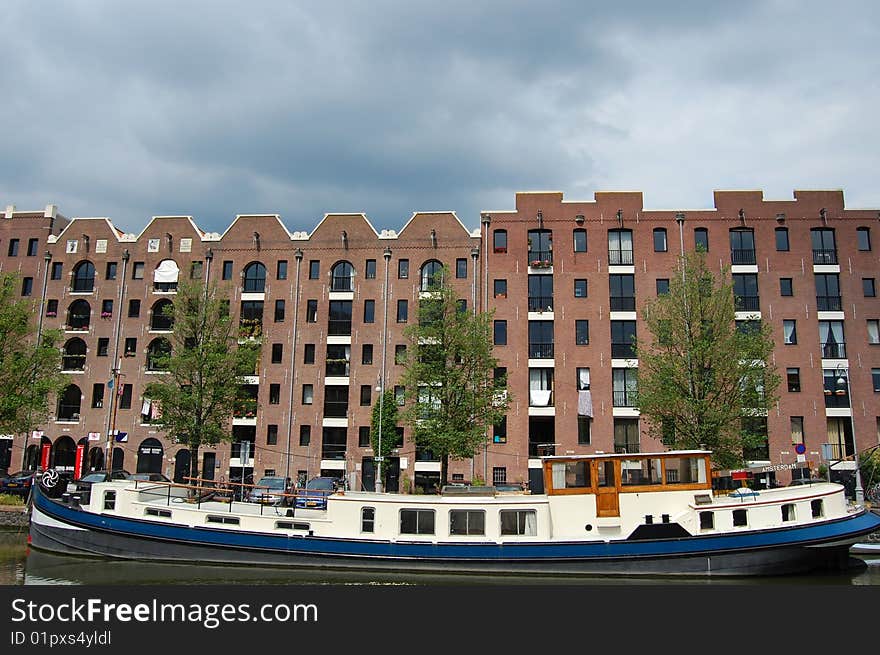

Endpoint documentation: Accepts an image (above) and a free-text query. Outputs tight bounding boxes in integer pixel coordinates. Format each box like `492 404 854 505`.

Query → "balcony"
529 442 556 457
610 296 636 312
608 249 633 266
328 319 352 336
812 249 838 265
613 443 640 454
613 390 636 407
528 342 554 359
323 400 349 419
816 296 842 312
321 443 346 460
611 343 635 358
735 295 761 311
528 389 553 407
238 319 263 339
730 249 756 265
821 342 846 359
528 250 553 269
528 296 554 312
325 358 350 377
331 276 353 292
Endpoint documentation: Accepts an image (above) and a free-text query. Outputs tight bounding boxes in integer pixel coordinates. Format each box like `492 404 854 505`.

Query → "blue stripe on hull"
32 490 880 564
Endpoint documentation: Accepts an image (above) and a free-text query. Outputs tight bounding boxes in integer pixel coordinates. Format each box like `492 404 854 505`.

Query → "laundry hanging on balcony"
529 389 552 406
577 390 593 417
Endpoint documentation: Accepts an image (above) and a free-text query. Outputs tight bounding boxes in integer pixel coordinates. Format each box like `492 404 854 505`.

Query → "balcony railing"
528 389 553 407
610 296 636 311
735 295 760 311
151 315 174 331
611 343 635 358
608 249 633 265
528 296 554 312
528 250 553 268
328 319 352 336
528 342 554 358
613 390 636 407
730 249 756 265
528 442 556 457
325 359 350 377
816 295 842 311
323 401 349 418
821 342 846 359
61 355 85 371
613 443 640 454
57 404 81 421
812 249 838 265
823 388 850 408
330 276 353 292
321 443 346 460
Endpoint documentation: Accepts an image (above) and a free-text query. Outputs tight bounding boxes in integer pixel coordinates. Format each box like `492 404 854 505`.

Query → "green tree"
634 250 780 470
399 266 509 487
370 390 399 489
144 279 252 482
0 273 65 435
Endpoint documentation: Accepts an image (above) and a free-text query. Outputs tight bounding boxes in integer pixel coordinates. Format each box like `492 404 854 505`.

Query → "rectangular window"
190 261 203 279
360 385 371 406
811 499 823 518
91 383 104 409
274 299 285 322
399 509 435 535
309 260 319 279
361 507 375 533
101 299 113 315
132 262 145 279
358 426 371 447
21 277 33 296
394 385 405 406
775 227 790 251
857 227 871 251
573 229 587 252
610 320 636 357
863 278 876 298
790 416 804 444
104 491 116 511
124 337 137 356
119 384 133 409
271 343 283 363
27 238 39 256
302 384 313 405
494 320 507 345
780 278 793 297
781 504 796 522
787 368 801 392
304 343 315 364
398 259 409 279
276 260 287 280
872 368 880 392
699 512 714 530
269 383 281 405
456 258 467 279
493 230 507 253
733 509 748 527
493 416 507 444
306 299 317 323
815 273 841 311
494 279 507 298
500 509 537 536
783 319 797 345
653 228 667 252
577 416 591 445
222 261 233 280
105 262 117 280
50 262 63 280
694 227 709 251
574 279 588 298
575 319 589 345
493 467 507 484
7 239 19 256
362 344 373 365
656 278 669 295
365 259 376 279
97 337 109 357
128 299 141 317
395 344 406 365
397 299 408 323
450 510 485 535
609 274 635 311
299 425 311 446
868 320 880 345
363 299 375 323
267 424 278 446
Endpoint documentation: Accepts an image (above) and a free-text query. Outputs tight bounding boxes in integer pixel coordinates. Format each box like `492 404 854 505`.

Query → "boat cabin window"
597 460 615 487
732 509 748 527
400 509 435 535
620 459 662 486
449 510 485 535
551 461 590 489
103 491 116 511
699 511 714 530
275 521 309 531
811 499 823 518
664 457 707 484
500 509 537 536
361 507 375 533
145 507 172 518
781 504 796 522
207 515 240 526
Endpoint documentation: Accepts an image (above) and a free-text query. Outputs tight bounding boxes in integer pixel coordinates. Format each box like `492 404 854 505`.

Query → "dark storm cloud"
1 1 877 234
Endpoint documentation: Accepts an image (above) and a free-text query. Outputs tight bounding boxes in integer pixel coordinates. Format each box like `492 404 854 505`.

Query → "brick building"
1 190 878 492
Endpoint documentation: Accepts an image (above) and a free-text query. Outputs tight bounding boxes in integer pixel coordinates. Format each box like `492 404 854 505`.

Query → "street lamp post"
835 365 865 503
376 247 392 493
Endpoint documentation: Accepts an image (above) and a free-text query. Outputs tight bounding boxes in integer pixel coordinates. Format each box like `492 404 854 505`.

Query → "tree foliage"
634 251 780 470
399 266 509 486
144 279 252 481
370 390 400 487
0 273 65 435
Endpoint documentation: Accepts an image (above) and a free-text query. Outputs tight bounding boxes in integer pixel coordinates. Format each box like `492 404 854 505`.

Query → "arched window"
71 261 95 292
153 259 180 292
66 300 91 330
137 438 164 474
243 262 266 292
57 384 82 421
62 338 87 371
420 260 444 291
146 338 172 371
330 261 355 291
51 436 77 471
151 299 174 331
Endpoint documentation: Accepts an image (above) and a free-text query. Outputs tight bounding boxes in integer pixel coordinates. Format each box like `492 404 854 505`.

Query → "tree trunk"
189 442 200 483
441 454 449 490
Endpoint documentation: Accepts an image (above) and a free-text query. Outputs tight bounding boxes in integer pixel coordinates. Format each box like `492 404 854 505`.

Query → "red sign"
731 471 749 480
40 443 51 470
74 444 85 479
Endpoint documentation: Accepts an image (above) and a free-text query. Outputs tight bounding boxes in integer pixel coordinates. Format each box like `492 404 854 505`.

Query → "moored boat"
28 450 880 577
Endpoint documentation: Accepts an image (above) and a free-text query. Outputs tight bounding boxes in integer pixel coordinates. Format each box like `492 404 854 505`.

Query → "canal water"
2 528 879 586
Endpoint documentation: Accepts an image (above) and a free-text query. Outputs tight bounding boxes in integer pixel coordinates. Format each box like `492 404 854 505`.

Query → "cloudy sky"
2 1 878 234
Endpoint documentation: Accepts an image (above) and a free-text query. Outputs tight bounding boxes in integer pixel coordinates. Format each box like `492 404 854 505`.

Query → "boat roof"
542 450 711 461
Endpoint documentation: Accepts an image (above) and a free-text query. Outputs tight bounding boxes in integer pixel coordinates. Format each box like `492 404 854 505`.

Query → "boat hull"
28 491 880 577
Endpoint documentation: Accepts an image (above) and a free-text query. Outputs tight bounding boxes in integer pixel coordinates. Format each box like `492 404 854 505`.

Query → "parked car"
294 476 337 510
66 470 132 500
130 472 172 483
788 478 824 486
0 470 36 497
246 476 292 506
